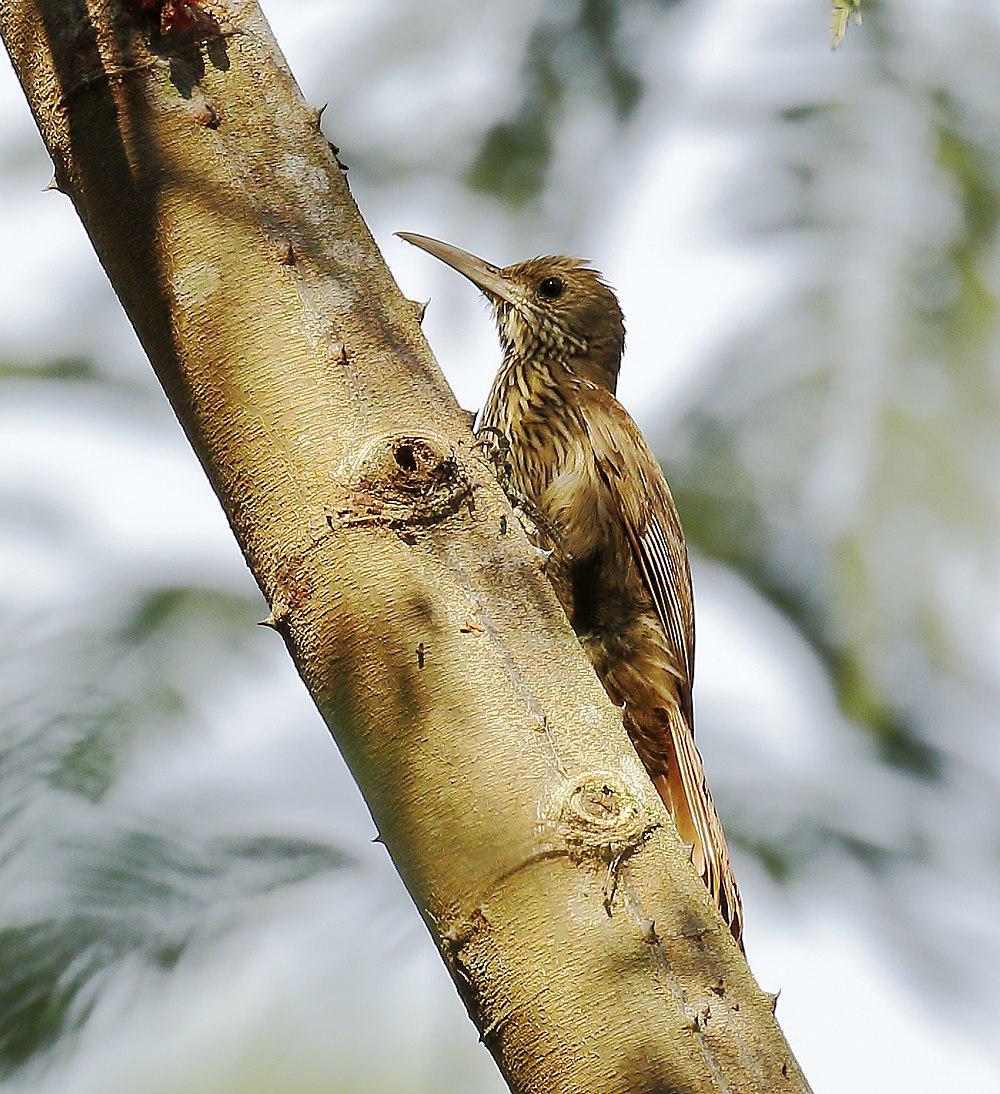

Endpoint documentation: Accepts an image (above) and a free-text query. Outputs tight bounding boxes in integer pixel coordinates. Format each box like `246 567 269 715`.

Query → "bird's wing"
581 389 695 725
580 386 743 948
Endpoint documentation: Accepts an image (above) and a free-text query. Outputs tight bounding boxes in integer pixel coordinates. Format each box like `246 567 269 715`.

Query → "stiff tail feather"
632 706 744 949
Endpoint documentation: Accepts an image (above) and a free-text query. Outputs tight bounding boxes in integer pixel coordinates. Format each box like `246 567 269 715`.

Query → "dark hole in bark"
394 443 418 472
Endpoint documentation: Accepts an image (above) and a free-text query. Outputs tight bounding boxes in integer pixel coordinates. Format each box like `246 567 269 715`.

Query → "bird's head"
398 233 625 392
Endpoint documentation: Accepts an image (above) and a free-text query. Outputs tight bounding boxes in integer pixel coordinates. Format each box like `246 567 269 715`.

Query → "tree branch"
1 2 810 1089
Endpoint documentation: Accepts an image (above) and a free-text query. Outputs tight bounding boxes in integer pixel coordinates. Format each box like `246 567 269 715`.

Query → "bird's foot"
473 426 565 563
507 488 565 559
472 425 512 474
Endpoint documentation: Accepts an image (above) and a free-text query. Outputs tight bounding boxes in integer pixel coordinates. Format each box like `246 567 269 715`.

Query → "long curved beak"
396 232 516 304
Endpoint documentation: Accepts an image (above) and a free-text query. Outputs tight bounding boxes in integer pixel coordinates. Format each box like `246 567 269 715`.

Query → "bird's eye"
537 276 564 301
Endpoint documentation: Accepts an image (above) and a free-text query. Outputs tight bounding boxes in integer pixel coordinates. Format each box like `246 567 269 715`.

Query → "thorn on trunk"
310 101 328 129
44 162 70 193
279 241 297 265
416 641 429 668
46 151 70 194
258 598 289 631
768 989 781 1013
710 978 725 997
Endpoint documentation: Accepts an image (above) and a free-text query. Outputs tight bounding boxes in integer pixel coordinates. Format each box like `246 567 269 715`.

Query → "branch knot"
546 772 650 862
327 432 473 536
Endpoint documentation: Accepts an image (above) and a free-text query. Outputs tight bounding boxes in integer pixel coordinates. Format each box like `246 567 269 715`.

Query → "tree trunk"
0 3 810 1090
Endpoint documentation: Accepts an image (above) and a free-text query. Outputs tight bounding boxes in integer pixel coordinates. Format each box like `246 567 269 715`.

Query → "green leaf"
831 0 863 49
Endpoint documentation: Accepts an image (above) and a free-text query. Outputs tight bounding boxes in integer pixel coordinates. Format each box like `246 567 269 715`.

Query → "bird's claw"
474 426 564 559
473 425 511 466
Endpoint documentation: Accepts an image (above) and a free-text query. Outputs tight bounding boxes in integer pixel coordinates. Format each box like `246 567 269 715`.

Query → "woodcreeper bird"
399 233 744 948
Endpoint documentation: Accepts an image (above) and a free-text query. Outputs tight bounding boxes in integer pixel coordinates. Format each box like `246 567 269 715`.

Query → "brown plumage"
399 233 744 949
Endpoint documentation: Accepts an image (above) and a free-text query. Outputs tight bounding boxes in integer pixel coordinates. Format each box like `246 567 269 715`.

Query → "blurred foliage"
673 410 942 778
3 583 263 815
657 1 1000 912
0 366 353 1079
0 828 349 1072
468 0 682 204
0 574 352 1073
0 356 100 382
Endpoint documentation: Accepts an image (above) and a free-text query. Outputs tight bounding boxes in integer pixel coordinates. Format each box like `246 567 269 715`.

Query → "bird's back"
482 365 744 947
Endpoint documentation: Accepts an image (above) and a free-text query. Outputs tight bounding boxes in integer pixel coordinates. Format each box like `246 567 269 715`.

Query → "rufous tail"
631 706 744 949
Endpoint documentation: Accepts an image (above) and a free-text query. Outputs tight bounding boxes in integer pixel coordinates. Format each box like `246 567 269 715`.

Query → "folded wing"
583 387 744 947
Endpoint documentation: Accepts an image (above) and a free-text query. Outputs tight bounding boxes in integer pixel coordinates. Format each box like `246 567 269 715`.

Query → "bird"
398 232 744 949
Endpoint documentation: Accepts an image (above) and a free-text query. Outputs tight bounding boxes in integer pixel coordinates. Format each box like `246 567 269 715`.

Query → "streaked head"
398 233 625 392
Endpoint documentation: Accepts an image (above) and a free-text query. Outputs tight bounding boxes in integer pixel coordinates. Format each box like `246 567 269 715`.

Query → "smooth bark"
1 2 810 1090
